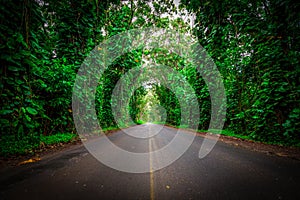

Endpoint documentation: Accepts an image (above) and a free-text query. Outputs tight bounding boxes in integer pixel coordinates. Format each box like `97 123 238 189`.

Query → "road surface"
0 124 299 199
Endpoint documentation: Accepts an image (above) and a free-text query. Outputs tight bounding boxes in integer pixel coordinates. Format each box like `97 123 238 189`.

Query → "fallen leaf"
18 157 41 165
276 152 288 157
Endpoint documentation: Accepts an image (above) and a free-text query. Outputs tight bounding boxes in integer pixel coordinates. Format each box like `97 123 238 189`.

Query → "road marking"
149 138 155 200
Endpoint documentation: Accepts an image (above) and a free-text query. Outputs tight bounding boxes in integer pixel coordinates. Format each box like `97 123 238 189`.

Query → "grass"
40 133 77 145
150 122 300 148
1 123 299 157
198 129 300 147
150 121 166 125
0 133 77 157
0 122 141 157
136 120 146 125
101 122 140 132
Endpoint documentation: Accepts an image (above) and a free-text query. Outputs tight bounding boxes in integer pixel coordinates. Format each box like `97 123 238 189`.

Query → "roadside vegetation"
0 0 299 156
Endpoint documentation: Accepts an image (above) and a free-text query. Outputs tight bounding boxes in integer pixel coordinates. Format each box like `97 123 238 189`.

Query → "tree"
181 0 300 144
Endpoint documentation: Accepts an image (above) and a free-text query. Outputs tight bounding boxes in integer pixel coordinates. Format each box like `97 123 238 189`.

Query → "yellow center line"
149 138 155 200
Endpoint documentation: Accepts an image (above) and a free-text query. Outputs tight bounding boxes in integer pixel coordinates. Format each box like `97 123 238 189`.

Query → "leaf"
25 114 32 122
17 125 24 135
7 66 21 72
18 157 41 165
0 109 13 115
0 119 10 125
12 120 18 127
26 107 38 115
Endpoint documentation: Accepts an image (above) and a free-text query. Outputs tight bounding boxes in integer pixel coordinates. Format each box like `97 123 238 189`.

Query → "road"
0 124 299 200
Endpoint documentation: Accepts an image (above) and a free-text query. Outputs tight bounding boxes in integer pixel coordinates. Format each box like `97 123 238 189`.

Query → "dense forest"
0 0 299 156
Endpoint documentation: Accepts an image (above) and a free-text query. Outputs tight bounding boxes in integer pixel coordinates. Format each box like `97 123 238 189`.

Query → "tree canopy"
0 0 299 155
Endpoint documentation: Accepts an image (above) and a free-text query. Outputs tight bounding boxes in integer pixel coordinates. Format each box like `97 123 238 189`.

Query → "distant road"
1 124 299 199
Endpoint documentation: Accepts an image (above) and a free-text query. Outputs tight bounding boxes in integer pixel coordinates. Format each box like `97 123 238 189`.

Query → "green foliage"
181 0 300 145
0 133 77 156
129 87 148 124
0 0 299 157
135 120 146 125
0 0 118 152
40 133 77 146
154 85 181 126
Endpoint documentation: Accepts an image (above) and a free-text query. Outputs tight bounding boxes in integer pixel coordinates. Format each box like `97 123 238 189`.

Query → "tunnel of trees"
0 0 299 155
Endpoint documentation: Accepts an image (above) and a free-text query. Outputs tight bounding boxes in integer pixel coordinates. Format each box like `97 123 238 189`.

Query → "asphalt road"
0 124 299 200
